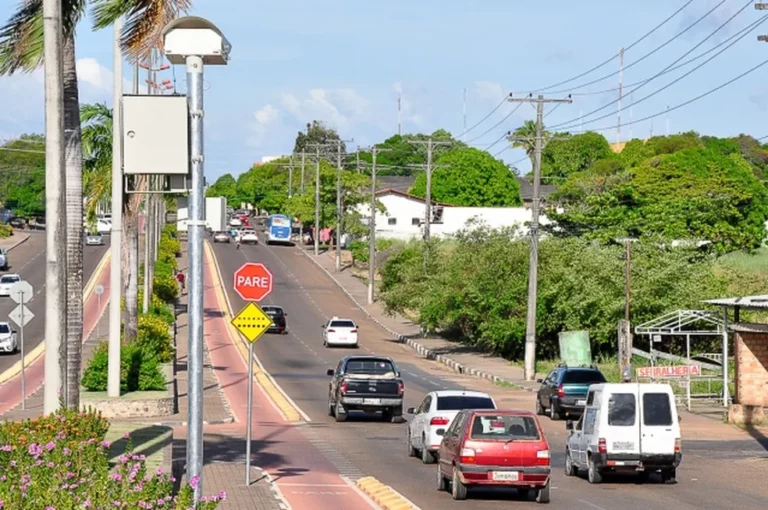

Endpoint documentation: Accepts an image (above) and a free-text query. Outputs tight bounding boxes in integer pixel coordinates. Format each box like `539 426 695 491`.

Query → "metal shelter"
634 309 729 409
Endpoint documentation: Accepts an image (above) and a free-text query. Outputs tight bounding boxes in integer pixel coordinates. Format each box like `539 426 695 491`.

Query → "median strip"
204 241 305 423
355 477 420 510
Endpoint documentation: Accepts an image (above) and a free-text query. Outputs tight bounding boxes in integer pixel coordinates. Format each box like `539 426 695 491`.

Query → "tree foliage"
206 173 238 204
356 130 466 176
0 135 45 217
293 120 345 156
409 147 522 206
541 131 615 179
235 160 291 213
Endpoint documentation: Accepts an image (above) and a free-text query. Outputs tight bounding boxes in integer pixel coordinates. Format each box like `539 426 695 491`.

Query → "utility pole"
331 139 353 272
42 0 66 414
368 145 390 304
617 47 624 144
300 151 306 194
142 59 154 315
288 155 294 198
356 148 361 174
462 88 467 141
625 239 632 322
397 94 402 136
307 144 331 256
507 94 572 382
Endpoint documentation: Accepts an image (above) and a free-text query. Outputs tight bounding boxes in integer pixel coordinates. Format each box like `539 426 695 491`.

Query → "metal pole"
314 148 320 257
686 333 691 411
722 309 729 408
186 54 205 501
97 293 102 341
424 139 432 244
143 184 151 313
335 144 342 272
625 239 631 322
368 148 377 304
107 17 123 399
300 152 306 194
42 0 66 415
245 342 254 485
523 96 545 382
288 159 293 198
20 292 25 410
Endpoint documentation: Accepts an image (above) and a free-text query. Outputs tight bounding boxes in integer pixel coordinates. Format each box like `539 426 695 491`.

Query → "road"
0 232 108 375
211 240 768 510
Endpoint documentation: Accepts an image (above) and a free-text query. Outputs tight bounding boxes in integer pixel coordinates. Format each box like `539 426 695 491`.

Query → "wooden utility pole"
625 239 631 322
507 94 572 382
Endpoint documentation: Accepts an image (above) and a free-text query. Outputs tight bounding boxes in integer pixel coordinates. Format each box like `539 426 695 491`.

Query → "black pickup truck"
327 356 404 423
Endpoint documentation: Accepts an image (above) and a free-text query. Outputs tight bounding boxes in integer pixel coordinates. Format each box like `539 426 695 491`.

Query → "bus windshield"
270 216 290 227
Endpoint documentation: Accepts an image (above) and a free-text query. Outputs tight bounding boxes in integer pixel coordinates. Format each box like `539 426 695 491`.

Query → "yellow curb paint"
203 242 304 423
355 477 418 510
0 249 112 385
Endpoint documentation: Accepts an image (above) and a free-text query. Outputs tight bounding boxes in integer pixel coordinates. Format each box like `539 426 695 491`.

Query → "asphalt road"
0 232 108 374
211 240 768 510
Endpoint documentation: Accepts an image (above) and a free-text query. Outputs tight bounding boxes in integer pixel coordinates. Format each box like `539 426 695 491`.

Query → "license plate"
491 471 519 481
338 337 346 341
363 398 381 405
613 441 634 450
576 399 586 406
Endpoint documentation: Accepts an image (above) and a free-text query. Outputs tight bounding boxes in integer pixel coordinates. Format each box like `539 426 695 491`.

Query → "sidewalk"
0 231 30 251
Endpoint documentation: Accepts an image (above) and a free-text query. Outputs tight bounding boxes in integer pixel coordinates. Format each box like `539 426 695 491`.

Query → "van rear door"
603 389 641 457
639 387 678 455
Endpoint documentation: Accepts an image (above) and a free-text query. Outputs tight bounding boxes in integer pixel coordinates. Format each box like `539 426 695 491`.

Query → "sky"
1 0 767 181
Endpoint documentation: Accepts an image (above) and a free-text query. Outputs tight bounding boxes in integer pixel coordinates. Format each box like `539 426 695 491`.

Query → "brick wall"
735 331 768 407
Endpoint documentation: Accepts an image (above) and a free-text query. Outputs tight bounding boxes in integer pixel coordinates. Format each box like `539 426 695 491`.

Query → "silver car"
0 248 7 270
86 234 104 246
213 231 231 243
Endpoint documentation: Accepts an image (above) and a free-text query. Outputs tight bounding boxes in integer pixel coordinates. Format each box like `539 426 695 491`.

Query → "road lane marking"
578 499 608 510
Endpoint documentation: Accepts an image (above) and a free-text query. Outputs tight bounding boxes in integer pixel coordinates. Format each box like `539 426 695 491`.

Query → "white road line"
578 499 608 510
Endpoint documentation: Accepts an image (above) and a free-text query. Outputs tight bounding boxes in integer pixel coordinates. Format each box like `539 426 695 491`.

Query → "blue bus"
266 214 292 244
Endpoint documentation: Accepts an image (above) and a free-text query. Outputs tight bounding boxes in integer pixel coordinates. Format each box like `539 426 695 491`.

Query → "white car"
96 218 111 234
0 274 20 296
0 322 18 354
229 217 242 227
322 317 359 347
239 230 259 244
86 234 104 246
406 390 496 464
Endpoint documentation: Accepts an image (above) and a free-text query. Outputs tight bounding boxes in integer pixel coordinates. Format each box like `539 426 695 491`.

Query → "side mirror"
406 407 416 415
436 428 446 436
678 415 682 423
395 371 401 378
536 378 543 383
326 369 334 376
321 324 326 328
566 420 574 431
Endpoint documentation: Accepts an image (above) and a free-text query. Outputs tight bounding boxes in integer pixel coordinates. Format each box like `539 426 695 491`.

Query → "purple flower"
0 444 11 452
45 441 56 451
65 461 72 467
155 467 163 475
189 475 200 490
0 476 5 482
101 440 111 448
66 472 75 479
123 433 130 439
9 461 16 467
63 447 71 456
45 507 55 510
47 462 55 468
109 473 122 482
83 500 91 508
219 491 227 501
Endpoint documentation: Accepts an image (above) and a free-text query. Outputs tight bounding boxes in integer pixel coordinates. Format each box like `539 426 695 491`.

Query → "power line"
462 96 507 136
466 102 522 144
553 9 766 132
530 0 695 92
543 0 730 96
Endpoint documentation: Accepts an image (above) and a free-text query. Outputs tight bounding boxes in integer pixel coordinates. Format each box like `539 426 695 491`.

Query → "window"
586 391 595 406
643 393 673 426
419 396 432 414
563 370 606 384
388 218 397 225
345 359 395 375
411 217 421 226
436 396 495 411
0 275 18 284
330 320 356 328
608 393 636 426
469 415 540 440
446 413 464 437
0 324 10 334
584 409 597 435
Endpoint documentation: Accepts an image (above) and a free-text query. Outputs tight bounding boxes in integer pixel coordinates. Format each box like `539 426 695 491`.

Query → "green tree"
356 130 466 175
235 160 290 213
206 173 238 204
409 147 522 207
294 120 344 155
0 135 45 217
511 120 541 166
80 103 112 230
541 131 615 179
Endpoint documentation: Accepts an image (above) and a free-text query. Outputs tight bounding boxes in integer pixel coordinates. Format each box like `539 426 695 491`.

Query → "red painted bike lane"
0 260 111 416
202 252 377 510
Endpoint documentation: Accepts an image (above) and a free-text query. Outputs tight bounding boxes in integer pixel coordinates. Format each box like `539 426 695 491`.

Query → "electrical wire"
493 145 510 158
552 9 765 132
530 0 695 93
466 103 523 144
543 103 562 119
462 96 508 136
483 131 511 151
542 0 729 96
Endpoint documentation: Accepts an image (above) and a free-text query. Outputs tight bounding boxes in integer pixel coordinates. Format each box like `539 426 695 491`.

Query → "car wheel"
661 469 677 484
382 408 393 422
436 464 448 492
536 481 550 504
565 449 578 476
334 402 347 422
407 430 418 458
535 397 544 416
451 467 468 500
328 401 335 417
587 457 602 484
421 436 435 464
549 400 560 421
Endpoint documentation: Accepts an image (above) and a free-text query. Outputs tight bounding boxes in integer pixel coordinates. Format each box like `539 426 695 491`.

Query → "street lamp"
162 16 230 502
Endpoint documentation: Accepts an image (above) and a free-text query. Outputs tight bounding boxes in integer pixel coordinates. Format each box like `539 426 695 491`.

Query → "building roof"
374 188 454 207
516 176 558 201
703 295 768 310
375 176 416 193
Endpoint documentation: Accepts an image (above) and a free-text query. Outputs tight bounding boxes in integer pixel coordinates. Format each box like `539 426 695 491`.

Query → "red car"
436 409 551 503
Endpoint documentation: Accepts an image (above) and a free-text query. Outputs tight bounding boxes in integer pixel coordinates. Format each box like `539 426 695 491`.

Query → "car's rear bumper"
457 463 550 487
341 397 402 409
326 337 358 346
0 342 16 352
594 452 681 470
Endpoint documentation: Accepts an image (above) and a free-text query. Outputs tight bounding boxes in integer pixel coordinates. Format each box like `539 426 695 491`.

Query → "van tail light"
430 417 449 426
598 438 607 454
557 385 565 398
675 438 681 453
397 382 404 395
340 382 348 394
459 448 476 464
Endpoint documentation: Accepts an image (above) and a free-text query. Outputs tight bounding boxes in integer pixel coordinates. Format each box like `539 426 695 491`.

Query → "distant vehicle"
213 231 231 243
565 383 681 485
239 230 258 245
85 233 104 246
229 217 242 227
322 317 358 347
0 322 18 354
535 365 606 420
436 409 551 502
266 214 292 244
326 356 404 423
407 390 497 465
96 218 111 234
0 248 7 270
0 274 20 296
8 218 25 229
262 305 287 334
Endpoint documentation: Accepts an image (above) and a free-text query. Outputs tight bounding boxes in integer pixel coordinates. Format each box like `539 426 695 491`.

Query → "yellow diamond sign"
231 302 272 343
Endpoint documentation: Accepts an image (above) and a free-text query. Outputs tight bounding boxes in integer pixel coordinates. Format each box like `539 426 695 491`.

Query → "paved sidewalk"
0 231 30 251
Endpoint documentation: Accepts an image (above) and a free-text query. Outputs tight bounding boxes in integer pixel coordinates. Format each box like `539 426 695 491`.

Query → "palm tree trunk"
123 176 143 342
62 32 83 410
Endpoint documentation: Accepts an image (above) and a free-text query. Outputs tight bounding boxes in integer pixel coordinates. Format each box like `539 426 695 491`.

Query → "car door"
578 408 598 466
568 412 585 466
417 395 434 448
439 411 466 476
410 394 431 448
540 370 558 408
329 360 343 404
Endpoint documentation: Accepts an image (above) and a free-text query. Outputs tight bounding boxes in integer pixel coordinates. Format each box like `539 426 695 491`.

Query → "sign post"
94 285 105 340
232 263 274 486
9 280 34 410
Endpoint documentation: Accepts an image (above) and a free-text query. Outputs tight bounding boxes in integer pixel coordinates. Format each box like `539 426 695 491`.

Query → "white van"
564 383 681 484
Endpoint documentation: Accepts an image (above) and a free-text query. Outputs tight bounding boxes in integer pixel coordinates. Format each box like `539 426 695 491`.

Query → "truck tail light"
430 417 449 426
598 438 607 454
340 382 348 394
557 385 565 398
397 382 404 395
459 448 476 464
675 438 681 453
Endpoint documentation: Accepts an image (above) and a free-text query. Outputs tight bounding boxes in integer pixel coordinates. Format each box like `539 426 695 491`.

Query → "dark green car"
535 366 606 420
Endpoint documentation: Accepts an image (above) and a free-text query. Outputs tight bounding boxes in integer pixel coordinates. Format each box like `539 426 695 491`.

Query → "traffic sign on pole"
9 281 34 305
9 304 34 328
8 280 33 411
231 302 272 343
233 263 273 302
94 284 105 296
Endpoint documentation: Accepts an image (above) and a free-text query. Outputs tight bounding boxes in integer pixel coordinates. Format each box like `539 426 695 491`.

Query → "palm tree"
81 103 113 229
0 0 190 410
511 120 544 167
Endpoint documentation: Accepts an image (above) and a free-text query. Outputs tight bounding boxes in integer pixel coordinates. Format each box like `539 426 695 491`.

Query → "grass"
105 423 172 474
716 247 768 273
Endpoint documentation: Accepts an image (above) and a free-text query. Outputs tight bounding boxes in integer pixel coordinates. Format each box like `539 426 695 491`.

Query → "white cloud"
248 104 280 147
279 88 371 131
255 104 279 125
475 80 505 101
76 58 112 91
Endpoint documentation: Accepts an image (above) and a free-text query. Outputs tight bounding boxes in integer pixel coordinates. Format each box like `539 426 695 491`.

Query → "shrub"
137 314 174 363
153 272 179 303
159 234 181 261
0 407 109 446
0 224 12 238
82 342 167 392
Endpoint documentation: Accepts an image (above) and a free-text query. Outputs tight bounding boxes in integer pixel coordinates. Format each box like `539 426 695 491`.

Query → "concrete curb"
2 232 31 252
297 248 533 392
356 476 421 510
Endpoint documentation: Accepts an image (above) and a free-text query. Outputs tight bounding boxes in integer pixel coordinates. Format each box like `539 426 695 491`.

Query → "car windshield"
562 370 606 384
0 276 19 284
330 320 355 328
469 415 540 440
0 324 9 334
437 396 495 411
263 308 283 317
345 359 395 375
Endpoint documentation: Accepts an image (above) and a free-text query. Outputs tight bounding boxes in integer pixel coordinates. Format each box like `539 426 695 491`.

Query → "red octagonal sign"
233 263 273 302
